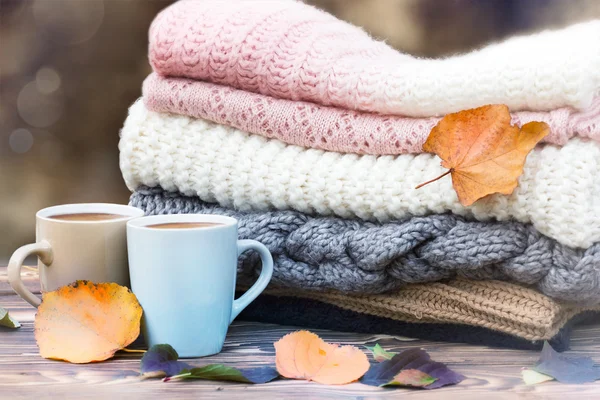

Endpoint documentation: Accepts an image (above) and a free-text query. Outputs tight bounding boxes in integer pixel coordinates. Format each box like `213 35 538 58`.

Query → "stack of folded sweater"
120 0 600 350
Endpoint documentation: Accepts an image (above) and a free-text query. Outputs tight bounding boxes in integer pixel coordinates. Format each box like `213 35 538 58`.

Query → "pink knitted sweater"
149 0 600 117
143 73 600 155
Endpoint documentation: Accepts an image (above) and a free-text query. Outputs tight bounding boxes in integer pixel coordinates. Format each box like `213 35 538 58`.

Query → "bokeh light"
9 129 34 154
17 81 64 128
36 67 61 94
32 0 104 45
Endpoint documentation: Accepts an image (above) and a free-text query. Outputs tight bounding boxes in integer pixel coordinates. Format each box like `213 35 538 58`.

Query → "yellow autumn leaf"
34 280 143 364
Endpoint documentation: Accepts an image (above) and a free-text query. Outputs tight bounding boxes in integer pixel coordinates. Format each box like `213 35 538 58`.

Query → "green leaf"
165 364 279 384
0 307 20 329
141 344 279 384
365 343 395 362
522 368 554 385
383 369 437 387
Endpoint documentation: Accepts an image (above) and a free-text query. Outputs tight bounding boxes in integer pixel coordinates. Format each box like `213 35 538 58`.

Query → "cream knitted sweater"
119 100 600 249
149 0 600 117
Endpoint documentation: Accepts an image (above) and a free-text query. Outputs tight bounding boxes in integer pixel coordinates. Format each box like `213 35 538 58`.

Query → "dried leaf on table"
34 280 143 364
141 344 278 384
384 369 437 387
522 368 554 385
275 330 370 384
361 348 465 389
140 344 192 379
417 105 549 206
166 364 280 383
365 343 395 362
0 306 20 329
531 341 600 384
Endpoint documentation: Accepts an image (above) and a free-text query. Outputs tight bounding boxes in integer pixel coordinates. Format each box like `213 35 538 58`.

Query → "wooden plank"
2 267 600 399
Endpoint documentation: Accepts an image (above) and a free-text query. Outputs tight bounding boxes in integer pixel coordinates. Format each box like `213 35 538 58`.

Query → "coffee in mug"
49 213 126 222
8 203 144 307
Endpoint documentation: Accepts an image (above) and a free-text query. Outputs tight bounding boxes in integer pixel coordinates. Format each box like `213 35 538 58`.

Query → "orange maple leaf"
416 105 549 206
34 280 143 364
274 330 370 385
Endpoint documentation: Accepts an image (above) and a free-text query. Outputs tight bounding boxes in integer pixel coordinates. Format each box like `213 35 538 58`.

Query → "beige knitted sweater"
260 279 597 341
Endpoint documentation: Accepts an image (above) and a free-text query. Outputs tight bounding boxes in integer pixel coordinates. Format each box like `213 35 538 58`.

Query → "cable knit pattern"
119 100 600 249
144 73 600 155
129 187 600 304
149 0 600 117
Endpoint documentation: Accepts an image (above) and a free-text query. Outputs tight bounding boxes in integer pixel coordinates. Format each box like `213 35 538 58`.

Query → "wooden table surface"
2 266 600 399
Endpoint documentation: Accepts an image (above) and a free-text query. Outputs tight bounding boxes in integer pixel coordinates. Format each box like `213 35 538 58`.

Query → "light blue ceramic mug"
127 214 274 358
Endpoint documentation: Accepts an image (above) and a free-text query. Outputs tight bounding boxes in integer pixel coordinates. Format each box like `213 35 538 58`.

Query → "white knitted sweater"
120 100 600 249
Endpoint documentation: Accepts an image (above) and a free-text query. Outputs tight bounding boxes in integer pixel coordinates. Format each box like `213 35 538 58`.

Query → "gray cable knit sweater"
130 187 600 305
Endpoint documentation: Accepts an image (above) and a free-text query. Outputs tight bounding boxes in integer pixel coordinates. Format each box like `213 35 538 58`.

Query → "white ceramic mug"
8 203 144 307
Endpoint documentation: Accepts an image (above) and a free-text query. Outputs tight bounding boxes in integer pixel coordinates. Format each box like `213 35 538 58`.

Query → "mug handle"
8 241 53 307
230 239 274 323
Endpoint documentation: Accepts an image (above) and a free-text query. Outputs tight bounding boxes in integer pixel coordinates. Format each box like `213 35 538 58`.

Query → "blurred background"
1 0 599 261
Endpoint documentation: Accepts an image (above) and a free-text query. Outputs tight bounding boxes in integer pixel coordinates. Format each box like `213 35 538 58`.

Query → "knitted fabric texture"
149 0 600 117
120 101 600 249
257 279 598 342
143 73 600 155
239 293 595 351
129 187 600 304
